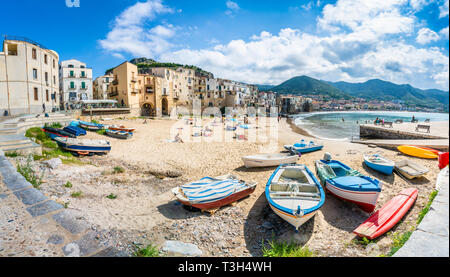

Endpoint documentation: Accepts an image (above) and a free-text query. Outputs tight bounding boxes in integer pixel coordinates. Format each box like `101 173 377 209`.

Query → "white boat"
242 153 299 168
436 166 449 191
265 164 325 230
394 160 429 179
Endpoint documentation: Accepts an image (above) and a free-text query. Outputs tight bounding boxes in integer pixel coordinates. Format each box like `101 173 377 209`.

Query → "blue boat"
265 164 325 230
315 159 382 212
105 129 133 140
54 137 111 155
43 127 76 140
78 121 104 131
63 126 87 137
284 139 324 154
363 154 395 175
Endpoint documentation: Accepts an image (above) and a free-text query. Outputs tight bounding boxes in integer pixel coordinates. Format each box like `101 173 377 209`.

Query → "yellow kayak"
398 145 438 159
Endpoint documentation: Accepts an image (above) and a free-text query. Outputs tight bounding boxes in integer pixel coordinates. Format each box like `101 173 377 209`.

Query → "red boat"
438 152 449 169
171 176 257 212
107 125 135 133
353 188 418 240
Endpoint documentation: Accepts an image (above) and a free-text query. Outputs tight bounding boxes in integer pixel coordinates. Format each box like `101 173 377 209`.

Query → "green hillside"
271 76 352 100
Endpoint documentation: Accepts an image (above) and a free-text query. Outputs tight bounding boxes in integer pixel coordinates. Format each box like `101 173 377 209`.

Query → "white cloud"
416 27 440 44
98 0 175 58
439 0 449 18
226 1 240 11
301 2 314 11
225 1 240 17
439 26 449 39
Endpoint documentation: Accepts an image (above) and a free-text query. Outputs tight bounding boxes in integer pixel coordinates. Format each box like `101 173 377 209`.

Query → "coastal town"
1 36 439 119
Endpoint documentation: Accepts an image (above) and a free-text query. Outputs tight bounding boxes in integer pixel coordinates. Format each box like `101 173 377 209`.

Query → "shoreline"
286 117 316 138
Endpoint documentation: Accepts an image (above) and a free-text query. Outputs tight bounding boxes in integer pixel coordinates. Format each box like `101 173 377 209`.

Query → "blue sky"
1 0 449 90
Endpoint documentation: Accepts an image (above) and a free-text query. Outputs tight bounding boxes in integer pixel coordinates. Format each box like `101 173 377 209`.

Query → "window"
32 69 38 80
105 77 109 83
44 54 48 64
34 88 38 101
45 72 48 82
81 82 86 89
7 44 18 56
70 71 74 77
70 82 75 89
32 48 37 59
53 59 55 68
80 65 85 68
68 64 74 68
81 71 85 77
46 90 49 102
53 76 56 84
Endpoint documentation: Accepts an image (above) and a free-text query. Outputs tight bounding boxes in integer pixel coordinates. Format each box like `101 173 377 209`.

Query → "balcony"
131 89 139 94
112 80 119 85
79 75 88 78
67 75 77 78
80 86 88 90
146 87 154 94
68 85 77 90
131 77 137 83
173 93 179 99
109 92 119 97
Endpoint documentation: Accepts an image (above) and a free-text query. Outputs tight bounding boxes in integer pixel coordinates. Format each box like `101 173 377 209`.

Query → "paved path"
0 149 126 257
394 168 449 257
360 121 449 139
352 139 449 151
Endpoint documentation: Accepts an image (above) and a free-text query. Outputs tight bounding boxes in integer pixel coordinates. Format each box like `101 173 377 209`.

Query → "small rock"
262 221 274 230
43 158 62 170
162 240 203 257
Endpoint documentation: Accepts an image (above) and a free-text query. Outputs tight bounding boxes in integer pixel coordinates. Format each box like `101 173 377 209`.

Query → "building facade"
0 36 60 116
59 59 93 110
93 75 114 100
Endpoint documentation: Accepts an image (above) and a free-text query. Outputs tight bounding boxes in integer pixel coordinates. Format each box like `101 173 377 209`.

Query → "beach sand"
10 116 444 257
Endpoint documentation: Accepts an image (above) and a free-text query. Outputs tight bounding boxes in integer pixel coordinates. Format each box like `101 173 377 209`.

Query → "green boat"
314 159 362 186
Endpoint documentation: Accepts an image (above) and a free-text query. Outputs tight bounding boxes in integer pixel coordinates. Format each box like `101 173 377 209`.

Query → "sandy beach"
6 116 444 257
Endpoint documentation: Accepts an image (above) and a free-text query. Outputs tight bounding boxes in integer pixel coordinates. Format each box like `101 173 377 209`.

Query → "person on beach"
175 133 184 143
412 115 416 123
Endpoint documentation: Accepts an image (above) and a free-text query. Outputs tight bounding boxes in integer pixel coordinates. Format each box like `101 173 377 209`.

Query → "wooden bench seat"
416 124 430 133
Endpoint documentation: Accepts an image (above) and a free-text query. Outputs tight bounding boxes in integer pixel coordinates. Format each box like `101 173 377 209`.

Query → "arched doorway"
141 103 154 117
162 98 169 116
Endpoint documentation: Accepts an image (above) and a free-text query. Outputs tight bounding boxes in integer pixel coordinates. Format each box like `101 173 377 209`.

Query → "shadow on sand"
362 162 395 185
156 200 205 220
234 165 278 173
243 192 315 256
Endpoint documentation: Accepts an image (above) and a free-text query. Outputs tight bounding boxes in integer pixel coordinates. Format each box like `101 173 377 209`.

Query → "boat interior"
395 160 428 175
269 167 321 210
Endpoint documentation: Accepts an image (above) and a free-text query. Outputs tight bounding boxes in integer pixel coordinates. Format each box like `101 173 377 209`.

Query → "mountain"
271 75 352 100
329 79 449 111
254 84 275 91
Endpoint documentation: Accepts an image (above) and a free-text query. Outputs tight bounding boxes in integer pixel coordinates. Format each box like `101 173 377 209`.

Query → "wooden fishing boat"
242 153 299 168
284 139 324 154
171 175 257 211
43 127 76 140
363 154 395 175
54 137 111 155
63 126 87 137
394 160 429 179
353 188 418 239
79 122 104 131
435 165 448 191
315 160 382 213
398 145 438 159
266 164 325 230
107 125 135 133
105 129 133 140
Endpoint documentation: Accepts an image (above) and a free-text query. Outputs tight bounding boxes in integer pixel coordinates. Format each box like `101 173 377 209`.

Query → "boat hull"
242 155 298 168
353 188 418 239
108 127 135 133
177 186 256 211
105 130 133 140
284 145 324 154
398 145 438 159
269 203 318 229
79 123 103 131
326 179 380 213
365 160 394 175
364 155 394 175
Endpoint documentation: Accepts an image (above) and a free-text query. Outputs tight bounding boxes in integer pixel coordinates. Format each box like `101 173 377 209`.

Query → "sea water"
293 111 449 140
